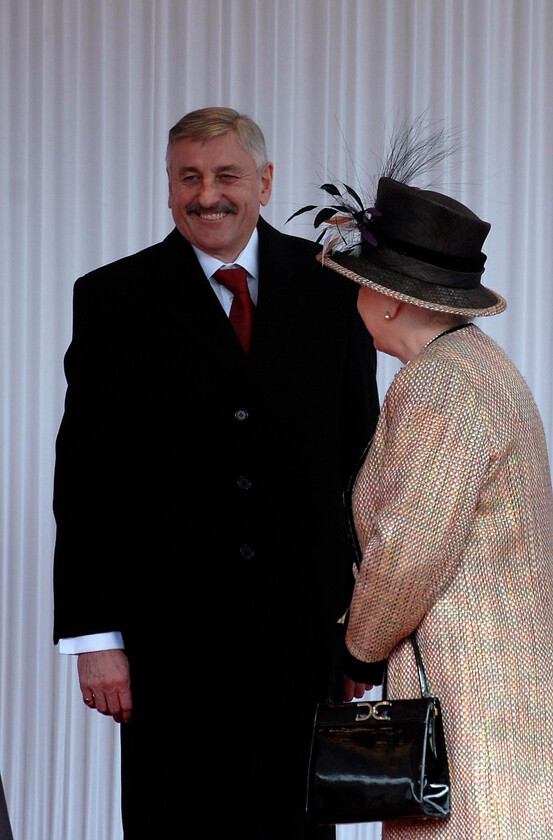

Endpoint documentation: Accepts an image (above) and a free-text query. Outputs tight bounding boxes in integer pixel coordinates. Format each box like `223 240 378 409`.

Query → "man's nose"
197 177 220 207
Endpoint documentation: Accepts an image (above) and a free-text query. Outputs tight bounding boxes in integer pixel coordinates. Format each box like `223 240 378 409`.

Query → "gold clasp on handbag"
355 701 392 722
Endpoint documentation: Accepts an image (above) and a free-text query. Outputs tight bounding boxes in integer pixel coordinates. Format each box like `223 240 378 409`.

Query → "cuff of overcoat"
342 645 386 686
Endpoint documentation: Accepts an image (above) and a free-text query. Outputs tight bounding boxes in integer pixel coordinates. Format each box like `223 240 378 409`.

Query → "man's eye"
182 175 199 183
217 174 238 183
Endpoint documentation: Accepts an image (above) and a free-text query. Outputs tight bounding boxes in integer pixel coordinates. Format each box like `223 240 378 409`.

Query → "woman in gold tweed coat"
321 176 553 838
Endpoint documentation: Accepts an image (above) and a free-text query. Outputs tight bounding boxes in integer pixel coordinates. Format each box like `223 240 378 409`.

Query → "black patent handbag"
306 634 451 826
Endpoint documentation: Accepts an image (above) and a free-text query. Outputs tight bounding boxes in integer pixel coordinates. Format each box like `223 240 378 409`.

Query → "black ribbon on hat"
361 233 487 289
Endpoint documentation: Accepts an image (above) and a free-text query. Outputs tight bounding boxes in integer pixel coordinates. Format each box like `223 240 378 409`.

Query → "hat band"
372 229 487 271
364 245 484 290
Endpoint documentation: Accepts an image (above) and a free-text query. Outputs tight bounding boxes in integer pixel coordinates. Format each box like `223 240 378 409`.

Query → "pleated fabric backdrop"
1 1 552 837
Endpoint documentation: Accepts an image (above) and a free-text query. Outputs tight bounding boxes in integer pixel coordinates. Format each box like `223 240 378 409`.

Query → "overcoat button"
234 409 249 422
240 545 255 560
237 476 252 490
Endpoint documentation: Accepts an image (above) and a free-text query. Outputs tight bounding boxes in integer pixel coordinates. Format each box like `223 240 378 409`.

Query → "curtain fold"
2 2 552 837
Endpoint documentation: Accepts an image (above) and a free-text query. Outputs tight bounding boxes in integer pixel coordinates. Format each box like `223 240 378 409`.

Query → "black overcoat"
53 218 379 839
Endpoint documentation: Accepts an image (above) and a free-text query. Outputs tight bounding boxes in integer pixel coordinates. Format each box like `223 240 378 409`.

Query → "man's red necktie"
214 267 254 355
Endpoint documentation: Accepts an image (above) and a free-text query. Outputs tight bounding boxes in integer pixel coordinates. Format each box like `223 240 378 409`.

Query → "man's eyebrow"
176 163 243 176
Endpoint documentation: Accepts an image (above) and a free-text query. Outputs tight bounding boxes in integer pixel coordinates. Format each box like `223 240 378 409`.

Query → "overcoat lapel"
249 217 314 380
152 219 315 378
156 228 248 372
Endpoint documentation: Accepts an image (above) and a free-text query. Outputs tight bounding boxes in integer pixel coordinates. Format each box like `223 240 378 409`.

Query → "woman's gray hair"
166 107 269 171
415 307 472 328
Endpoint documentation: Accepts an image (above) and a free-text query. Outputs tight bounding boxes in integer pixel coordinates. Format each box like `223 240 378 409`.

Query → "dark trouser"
120 694 336 840
119 603 345 839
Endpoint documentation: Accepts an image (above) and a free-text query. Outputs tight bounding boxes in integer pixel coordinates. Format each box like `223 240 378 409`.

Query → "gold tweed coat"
347 324 553 839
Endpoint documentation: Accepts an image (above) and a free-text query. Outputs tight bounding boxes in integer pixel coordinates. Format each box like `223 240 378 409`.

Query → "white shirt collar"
191 227 259 281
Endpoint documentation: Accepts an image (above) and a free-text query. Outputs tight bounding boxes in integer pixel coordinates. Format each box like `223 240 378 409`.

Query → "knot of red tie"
214 267 254 355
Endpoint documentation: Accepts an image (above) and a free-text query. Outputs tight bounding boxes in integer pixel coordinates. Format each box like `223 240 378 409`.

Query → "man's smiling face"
167 132 273 263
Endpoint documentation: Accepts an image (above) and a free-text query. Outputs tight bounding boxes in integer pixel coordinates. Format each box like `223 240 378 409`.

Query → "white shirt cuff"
58 631 125 654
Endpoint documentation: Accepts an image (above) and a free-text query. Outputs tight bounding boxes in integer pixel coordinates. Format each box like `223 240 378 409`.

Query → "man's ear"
167 168 174 209
259 163 274 207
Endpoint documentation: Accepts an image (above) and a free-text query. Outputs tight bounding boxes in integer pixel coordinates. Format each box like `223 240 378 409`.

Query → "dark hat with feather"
289 119 506 317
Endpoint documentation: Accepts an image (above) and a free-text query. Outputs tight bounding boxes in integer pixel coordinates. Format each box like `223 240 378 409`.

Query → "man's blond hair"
166 107 269 171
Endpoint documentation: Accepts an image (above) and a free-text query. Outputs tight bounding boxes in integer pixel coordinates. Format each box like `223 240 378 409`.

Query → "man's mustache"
186 203 238 216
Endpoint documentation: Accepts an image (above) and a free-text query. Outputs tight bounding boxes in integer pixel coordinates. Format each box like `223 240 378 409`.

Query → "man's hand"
343 675 374 702
78 649 133 723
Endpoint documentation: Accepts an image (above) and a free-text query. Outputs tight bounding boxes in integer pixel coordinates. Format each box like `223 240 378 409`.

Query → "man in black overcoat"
53 107 379 839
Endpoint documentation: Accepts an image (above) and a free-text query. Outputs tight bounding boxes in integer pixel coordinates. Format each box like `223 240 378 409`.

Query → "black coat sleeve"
53 274 129 641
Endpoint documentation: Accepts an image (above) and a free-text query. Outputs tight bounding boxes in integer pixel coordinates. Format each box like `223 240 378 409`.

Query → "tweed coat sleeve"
346 345 493 664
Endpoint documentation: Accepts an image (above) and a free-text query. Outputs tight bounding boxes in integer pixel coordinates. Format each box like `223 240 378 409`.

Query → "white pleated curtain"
1 1 552 838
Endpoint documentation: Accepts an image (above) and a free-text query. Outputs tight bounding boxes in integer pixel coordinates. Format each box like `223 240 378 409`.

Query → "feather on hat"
288 117 506 317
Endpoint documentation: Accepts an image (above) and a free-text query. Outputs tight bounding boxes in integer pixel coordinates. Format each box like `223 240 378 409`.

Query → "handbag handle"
382 633 431 700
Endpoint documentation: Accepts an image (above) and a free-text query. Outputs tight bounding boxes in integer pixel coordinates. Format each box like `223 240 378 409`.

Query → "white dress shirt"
59 228 260 654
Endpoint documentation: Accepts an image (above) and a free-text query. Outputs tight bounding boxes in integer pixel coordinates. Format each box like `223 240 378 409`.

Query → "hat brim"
320 251 506 317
